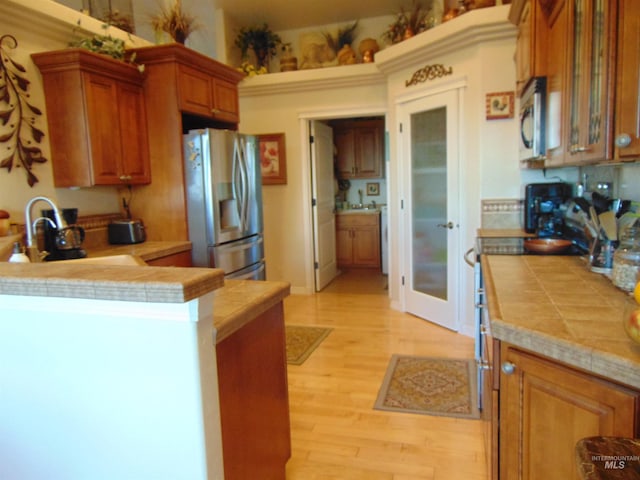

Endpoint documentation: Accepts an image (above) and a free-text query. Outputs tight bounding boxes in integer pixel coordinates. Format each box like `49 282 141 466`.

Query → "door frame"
298 106 388 293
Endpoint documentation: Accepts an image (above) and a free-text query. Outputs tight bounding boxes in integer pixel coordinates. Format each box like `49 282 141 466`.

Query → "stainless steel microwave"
519 76 547 163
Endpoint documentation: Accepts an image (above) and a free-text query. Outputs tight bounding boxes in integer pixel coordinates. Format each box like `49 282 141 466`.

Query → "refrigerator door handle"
233 136 249 232
238 137 250 231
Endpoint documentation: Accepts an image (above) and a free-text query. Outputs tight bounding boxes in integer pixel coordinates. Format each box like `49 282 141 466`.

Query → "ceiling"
215 0 401 31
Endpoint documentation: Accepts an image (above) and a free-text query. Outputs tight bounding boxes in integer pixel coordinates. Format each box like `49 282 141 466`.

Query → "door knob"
437 221 454 229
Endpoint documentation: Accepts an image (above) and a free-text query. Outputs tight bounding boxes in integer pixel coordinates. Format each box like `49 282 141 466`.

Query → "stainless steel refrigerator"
183 129 265 280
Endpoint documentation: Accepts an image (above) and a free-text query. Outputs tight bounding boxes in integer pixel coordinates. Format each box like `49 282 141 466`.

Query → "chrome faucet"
24 196 66 262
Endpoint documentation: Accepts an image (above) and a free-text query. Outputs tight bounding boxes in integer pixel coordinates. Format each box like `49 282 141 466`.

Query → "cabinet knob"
501 361 516 375
615 133 632 149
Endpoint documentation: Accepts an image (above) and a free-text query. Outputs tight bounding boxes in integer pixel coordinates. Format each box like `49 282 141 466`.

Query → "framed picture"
259 133 287 185
485 91 515 120
366 182 380 196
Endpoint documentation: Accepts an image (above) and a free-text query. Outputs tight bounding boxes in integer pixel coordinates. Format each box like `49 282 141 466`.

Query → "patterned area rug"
285 325 332 365
374 355 479 419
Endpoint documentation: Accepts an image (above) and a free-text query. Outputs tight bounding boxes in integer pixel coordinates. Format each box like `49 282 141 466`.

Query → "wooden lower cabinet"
336 213 381 268
497 343 640 480
215 303 291 480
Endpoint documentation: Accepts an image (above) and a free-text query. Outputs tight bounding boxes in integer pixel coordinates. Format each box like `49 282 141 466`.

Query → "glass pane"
411 106 447 300
569 0 584 148
588 0 604 144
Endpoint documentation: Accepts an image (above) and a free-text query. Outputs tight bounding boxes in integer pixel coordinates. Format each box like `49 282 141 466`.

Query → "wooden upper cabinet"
526 0 616 166
32 49 150 187
332 118 384 179
177 64 240 124
511 0 547 96
499 344 640 480
614 0 640 160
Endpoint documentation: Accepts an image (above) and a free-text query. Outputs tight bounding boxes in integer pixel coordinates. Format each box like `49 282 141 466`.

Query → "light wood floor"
283 268 488 480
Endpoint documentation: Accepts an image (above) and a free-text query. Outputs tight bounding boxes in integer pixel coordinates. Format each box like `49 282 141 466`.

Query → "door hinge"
399 123 403 133
401 199 404 209
312 198 317 207
314 261 319 269
402 276 405 286
309 135 315 144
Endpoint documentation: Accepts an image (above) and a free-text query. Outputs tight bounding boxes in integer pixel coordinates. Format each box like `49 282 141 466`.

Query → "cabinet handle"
211 108 221 114
501 361 516 375
615 133 632 149
437 221 454 229
569 144 590 154
478 360 491 371
119 175 132 182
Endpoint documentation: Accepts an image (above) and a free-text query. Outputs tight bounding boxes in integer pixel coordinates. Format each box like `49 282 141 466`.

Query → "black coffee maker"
42 208 87 261
524 182 573 236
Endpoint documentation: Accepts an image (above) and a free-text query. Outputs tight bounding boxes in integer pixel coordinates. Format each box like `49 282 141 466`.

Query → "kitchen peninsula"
483 254 640 479
0 260 290 480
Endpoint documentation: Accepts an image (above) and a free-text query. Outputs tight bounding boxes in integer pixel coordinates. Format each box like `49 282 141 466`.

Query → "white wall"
0 292 223 480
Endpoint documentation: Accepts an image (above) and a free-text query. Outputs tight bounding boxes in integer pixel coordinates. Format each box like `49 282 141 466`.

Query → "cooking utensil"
591 191 610 214
524 238 573 254
598 210 618 241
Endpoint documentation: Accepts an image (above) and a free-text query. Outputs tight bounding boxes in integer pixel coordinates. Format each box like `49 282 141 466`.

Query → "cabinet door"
84 72 123 184
336 226 353 266
543 0 571 166
352 226 380 267
500 345 639 480
355 126 383 178
515 0 534 96
117 82 151 184
614 0 640 160
177 65 213 117
335 129 356 178
565 0 616 164
212 78 240 124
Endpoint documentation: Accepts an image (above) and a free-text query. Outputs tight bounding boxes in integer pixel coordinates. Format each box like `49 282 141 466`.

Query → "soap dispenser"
9 242 30 263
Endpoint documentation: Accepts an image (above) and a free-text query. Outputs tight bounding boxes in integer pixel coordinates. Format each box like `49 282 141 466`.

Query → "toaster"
108 219 146 245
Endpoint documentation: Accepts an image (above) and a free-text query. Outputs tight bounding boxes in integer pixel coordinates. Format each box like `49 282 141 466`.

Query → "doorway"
306 114 388 293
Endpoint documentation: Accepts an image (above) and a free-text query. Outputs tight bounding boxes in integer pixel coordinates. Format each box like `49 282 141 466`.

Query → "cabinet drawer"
336 213 379 227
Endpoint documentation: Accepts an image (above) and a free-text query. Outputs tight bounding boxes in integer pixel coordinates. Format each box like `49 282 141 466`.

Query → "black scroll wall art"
0 34 47 187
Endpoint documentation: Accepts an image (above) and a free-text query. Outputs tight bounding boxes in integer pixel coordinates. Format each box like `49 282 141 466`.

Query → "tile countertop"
212 279 291 343
0 261 224 303
482 254 640 389
336 209 381 215
87 240 192 262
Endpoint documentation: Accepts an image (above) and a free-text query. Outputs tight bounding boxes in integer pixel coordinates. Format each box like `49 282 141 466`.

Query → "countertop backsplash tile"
481 199 525 254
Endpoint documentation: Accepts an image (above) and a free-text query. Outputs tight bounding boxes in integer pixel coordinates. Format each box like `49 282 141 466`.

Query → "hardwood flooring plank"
284 268 487 479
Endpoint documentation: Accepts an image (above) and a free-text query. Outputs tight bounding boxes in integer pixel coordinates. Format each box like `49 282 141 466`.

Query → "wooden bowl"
524 238 573 254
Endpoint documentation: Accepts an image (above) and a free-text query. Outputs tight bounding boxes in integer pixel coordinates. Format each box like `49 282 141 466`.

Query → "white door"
310 120 338 291
399 88 461 331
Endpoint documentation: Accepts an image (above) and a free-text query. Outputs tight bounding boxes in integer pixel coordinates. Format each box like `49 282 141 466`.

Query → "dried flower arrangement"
383 0 435 44
150 0 199 44
0 35 47 187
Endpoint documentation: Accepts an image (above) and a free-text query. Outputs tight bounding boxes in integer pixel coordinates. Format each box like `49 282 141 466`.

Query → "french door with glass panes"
399 87 461 331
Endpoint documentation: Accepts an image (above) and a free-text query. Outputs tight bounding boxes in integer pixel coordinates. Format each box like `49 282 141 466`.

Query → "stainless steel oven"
464 245 491 412
519 76 547 164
